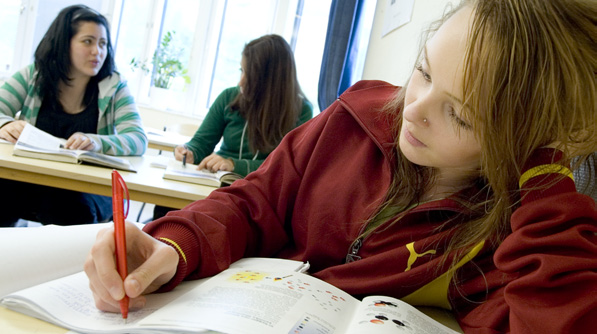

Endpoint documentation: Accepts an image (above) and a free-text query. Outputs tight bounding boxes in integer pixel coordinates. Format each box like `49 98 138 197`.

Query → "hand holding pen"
174 144 193 166
83 220 180 316
83 172 180 318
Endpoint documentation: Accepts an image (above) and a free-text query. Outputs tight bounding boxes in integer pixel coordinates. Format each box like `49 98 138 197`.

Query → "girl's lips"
403 127 426 147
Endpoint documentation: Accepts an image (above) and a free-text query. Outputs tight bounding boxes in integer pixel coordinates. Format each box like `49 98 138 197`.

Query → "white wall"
138 106 199 130
362 0 458 86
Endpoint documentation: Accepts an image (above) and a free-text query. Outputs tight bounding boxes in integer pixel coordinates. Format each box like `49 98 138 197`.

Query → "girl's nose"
404 98 432 127
90 44 99 55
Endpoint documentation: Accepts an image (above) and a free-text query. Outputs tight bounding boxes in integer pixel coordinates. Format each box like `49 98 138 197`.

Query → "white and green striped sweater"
0 64 147 156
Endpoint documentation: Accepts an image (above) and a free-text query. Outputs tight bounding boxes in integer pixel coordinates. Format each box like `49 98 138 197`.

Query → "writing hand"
174 145 193 164
84 222 179 313
65 132 96 151
0 120 27 143
198 153 234 172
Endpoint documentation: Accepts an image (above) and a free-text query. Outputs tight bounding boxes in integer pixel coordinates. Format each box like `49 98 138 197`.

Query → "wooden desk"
0 306 67 334
0 143 216 209
146 127 191 151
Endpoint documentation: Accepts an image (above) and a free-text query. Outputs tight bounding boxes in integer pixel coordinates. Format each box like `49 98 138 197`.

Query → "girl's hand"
198 153 234 172
0 120 27 143
84 222 179 313
174 145 194 164
65 132 96 151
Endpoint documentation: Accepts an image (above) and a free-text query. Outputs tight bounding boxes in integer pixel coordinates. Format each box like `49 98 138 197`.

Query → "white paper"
382 0 415 36
17 123 65 150
0 222 143 298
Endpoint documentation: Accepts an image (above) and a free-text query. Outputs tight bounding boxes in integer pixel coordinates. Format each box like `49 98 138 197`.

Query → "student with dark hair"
85 0 596 332
152 34 312 219
175 34 312 175
0 5 147 226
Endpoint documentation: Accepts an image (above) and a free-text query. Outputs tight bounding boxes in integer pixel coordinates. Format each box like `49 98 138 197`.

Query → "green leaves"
130 31 190 89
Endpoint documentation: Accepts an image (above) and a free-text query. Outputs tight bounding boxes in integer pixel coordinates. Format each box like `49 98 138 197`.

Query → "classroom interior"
2 1 596 333
1 0 455 226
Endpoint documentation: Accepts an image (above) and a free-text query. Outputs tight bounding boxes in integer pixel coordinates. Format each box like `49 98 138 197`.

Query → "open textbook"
0 258 461 334
13 123 136 172
163 159 242 187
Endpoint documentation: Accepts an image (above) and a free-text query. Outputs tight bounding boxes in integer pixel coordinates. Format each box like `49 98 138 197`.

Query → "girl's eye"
448 107 471 130
415 63 432 82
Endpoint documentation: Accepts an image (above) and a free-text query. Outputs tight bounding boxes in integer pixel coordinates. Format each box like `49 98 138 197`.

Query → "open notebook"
163 159 242 187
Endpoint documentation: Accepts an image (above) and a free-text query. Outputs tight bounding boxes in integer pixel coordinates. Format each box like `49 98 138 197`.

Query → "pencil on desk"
182 144 188 167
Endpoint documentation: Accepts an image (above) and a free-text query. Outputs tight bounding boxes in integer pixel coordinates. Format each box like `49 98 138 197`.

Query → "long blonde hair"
376 0 597 273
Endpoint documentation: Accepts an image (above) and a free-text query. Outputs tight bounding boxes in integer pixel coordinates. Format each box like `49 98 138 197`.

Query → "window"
0 0 104 78
114 0 332 118
0 2 21 75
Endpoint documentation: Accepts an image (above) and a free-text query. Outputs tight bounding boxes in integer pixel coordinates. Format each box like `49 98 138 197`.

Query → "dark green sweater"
185 86 313 176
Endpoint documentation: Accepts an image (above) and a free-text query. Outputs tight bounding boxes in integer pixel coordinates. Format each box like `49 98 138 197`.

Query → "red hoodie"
145 80 597 333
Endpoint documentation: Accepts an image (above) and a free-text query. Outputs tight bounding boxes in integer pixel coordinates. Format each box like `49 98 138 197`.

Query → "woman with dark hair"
174 34 312 175
0 5 147 226
152 34 312 219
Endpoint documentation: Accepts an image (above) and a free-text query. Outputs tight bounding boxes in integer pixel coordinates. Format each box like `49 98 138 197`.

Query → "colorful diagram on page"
356 299 413 331
227 270 267 283
282 277 347 313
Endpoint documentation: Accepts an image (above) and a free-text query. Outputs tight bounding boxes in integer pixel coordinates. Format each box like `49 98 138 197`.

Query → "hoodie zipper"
344 201 460 263
345 237 363 263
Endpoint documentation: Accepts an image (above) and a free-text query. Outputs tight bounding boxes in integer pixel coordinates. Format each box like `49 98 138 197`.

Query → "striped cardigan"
0 64 147 156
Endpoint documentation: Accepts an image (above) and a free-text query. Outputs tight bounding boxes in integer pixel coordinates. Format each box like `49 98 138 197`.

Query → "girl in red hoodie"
85 0 597 332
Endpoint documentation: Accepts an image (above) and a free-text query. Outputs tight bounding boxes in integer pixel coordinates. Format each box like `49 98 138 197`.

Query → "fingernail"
130 278 141 295
110 286 122 300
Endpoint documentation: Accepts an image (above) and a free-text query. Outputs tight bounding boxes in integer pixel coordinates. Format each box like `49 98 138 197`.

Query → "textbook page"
345 296 460 334
17 122 66 150
139 268 361 334
0 258 308 334
1 271 206 334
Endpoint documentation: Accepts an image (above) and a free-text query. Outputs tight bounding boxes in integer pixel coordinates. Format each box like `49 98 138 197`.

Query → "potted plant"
130 31 191 90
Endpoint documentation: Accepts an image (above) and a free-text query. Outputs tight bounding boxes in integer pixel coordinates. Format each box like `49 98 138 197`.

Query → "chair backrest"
573 153 597 202
164 123 198 137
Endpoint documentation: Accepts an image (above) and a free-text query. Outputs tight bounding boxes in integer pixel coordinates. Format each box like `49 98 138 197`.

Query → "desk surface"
0 306 67 334
0 143 216 209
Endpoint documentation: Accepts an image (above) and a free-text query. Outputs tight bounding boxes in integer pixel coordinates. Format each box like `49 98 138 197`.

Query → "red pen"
111 170 130 322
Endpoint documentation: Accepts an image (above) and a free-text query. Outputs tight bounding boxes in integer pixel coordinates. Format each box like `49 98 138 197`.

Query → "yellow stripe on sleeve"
158 237 187 264
519 164 573 189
